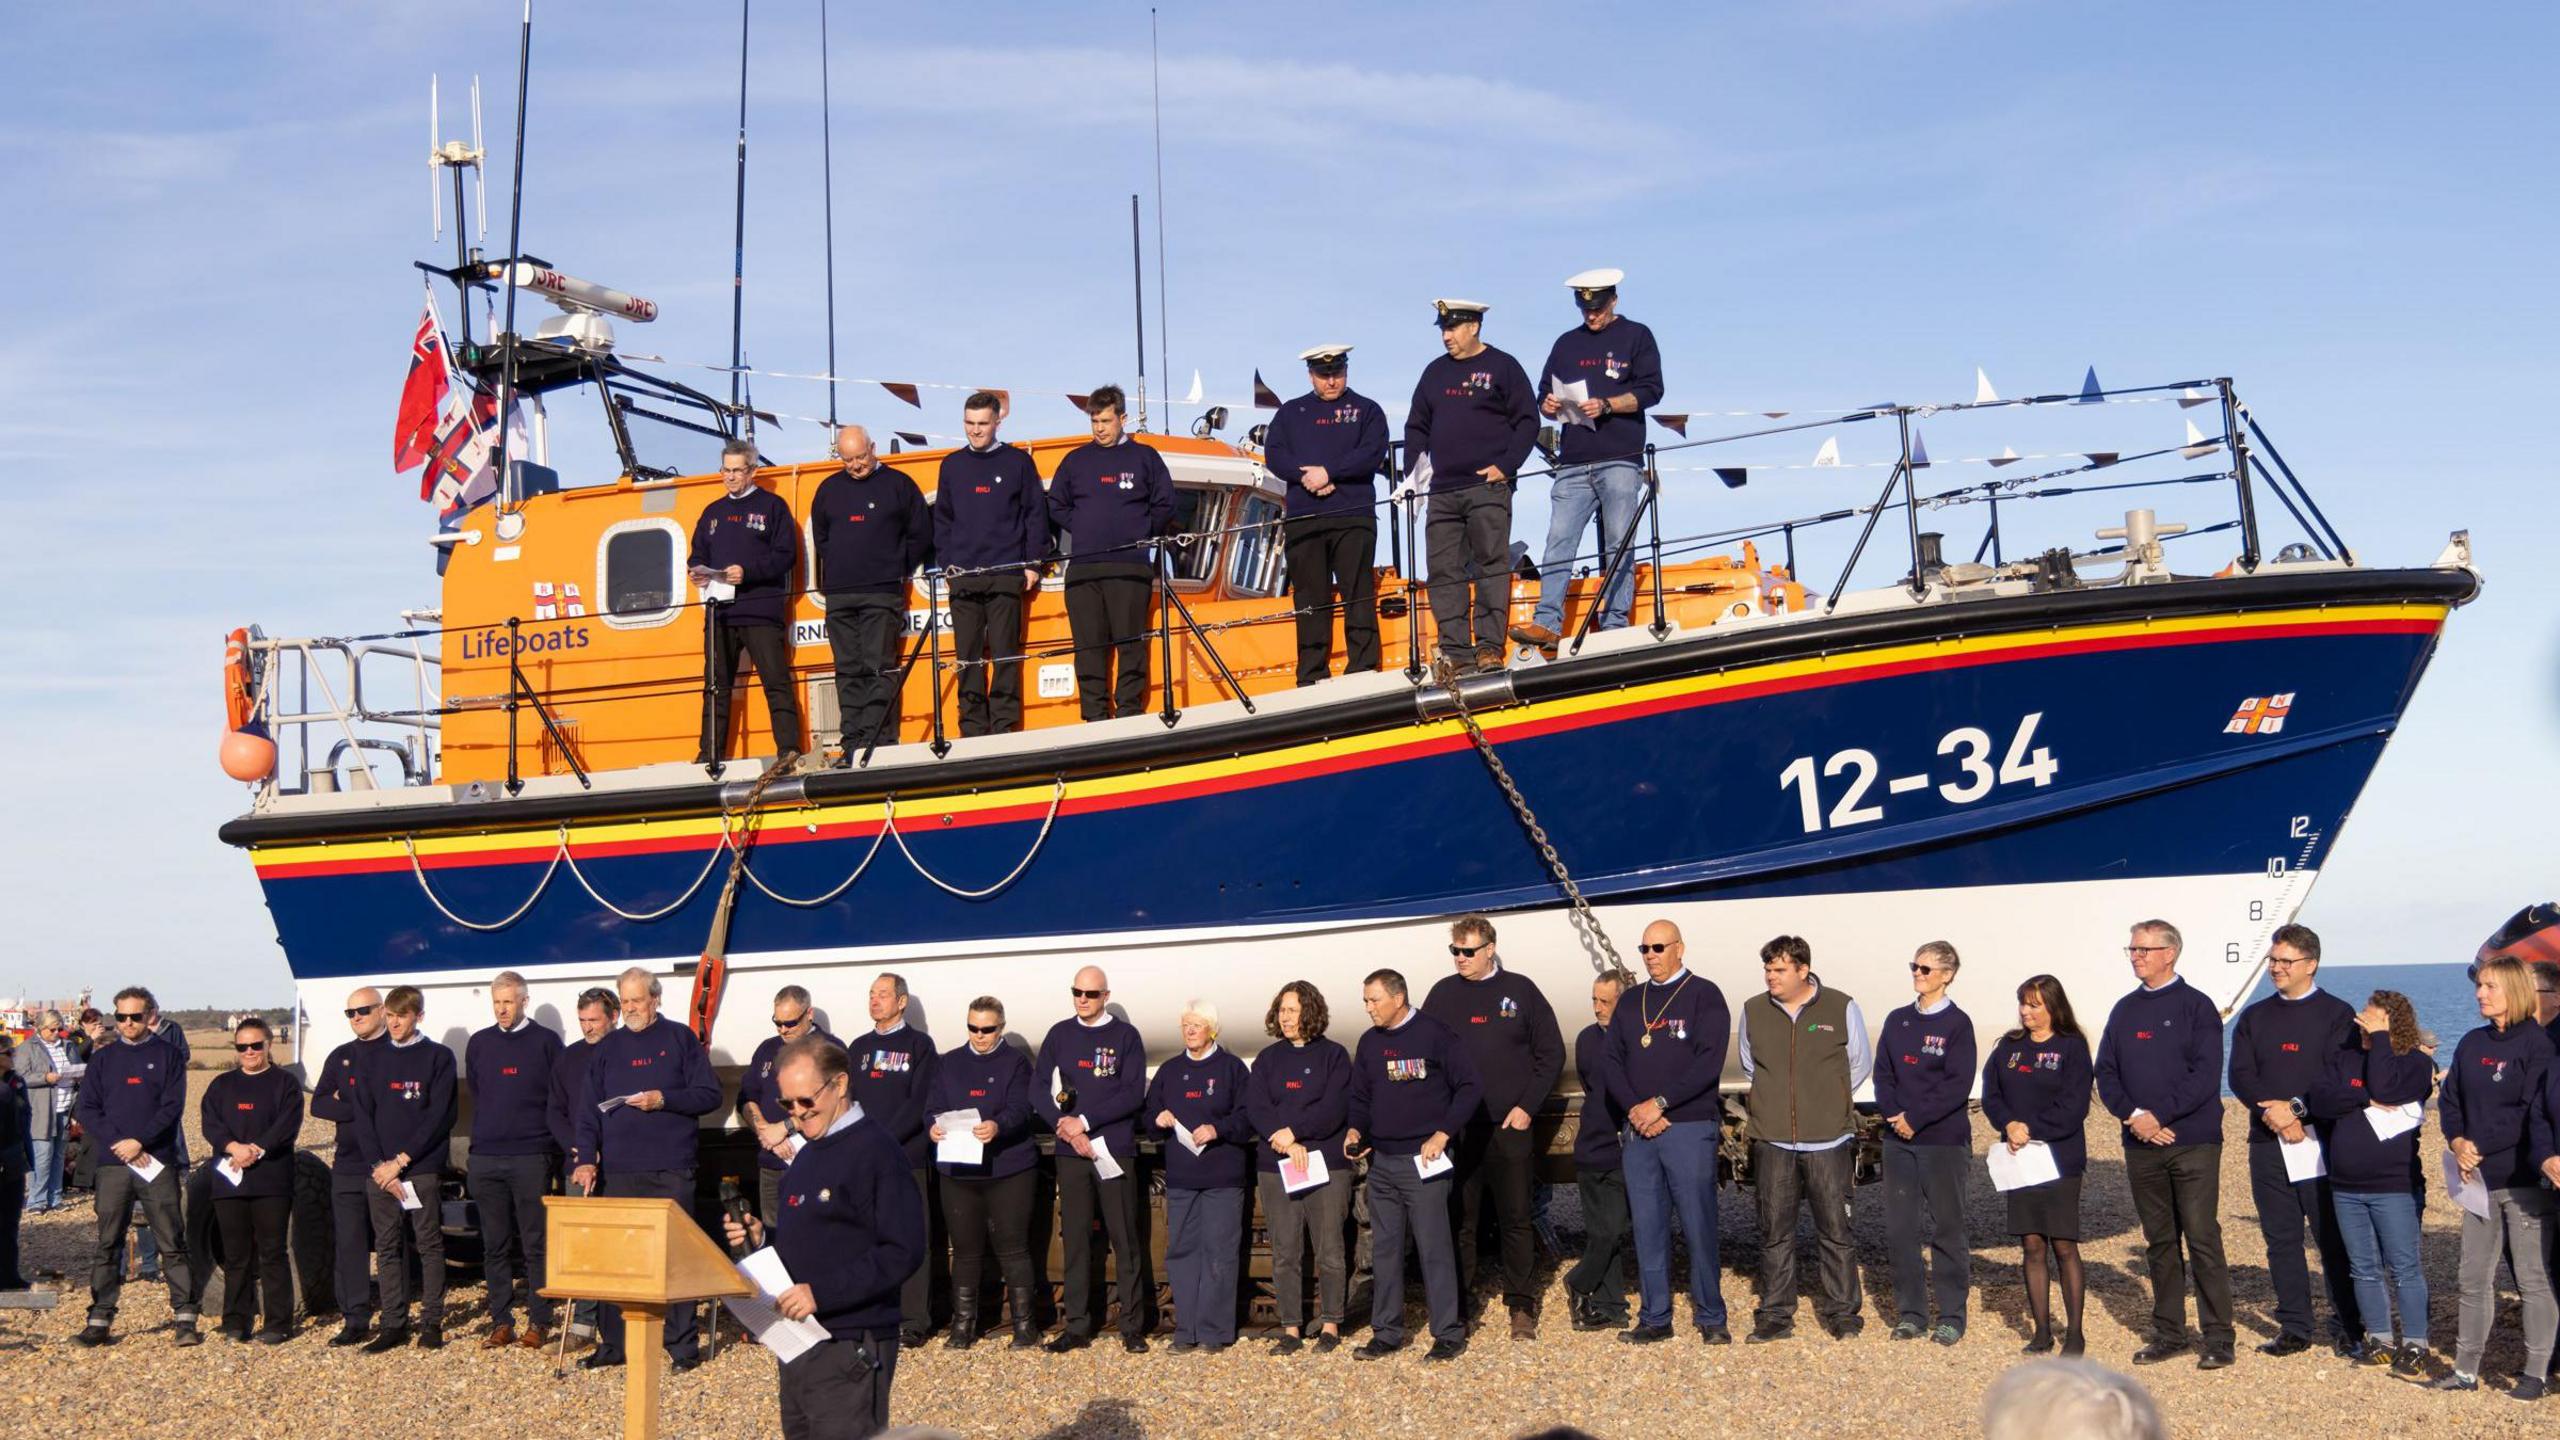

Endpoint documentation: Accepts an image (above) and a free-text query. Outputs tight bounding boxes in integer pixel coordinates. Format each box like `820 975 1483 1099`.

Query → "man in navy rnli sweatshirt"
721 1037 926 1440
1405 299 1537 673
689 436 805 769
2226 923 2362 1357
1265 345 1391 685
573 966 724 1371
1047 386 1177 721
464 970 564 1349
848 972 941 1347
933 391 1050 736
2096 919 2236 1369
811 425 931 763
1567 968 1635 1332
1606 919 1734 1345
1421 913 1564 1337
1347 967 1484 1363
71 986 198 1348
309 983 389 1345
1515 268 1666 650
352 985 458 1351
1031 964 1154 1351
739 985 840 1224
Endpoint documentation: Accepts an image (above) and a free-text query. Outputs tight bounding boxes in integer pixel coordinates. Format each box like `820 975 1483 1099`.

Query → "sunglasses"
1637 943 1675 955
344 1004 379 1019
967 1023 1003 1036
114 1012 149 1022
773 1012 811 1031
1910 964 1942 976
234 1041 268 1053
2124 945 2171 957
778 1081 840 1114
1448 943 1488 957
1071 987 1106 1000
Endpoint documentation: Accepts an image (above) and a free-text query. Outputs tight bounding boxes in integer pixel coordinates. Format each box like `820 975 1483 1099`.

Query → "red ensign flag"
393 300 451 474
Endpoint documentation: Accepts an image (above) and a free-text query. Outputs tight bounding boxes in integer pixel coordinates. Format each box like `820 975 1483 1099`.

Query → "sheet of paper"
934 1109 984 1167
1174 1124 1206 1157
215 1157 247 1188
1414 1150 1454 1181
1281 1150 1330 1195
1547 375 1596 429
57 1063 86 1081
1090 1136 1123 1181
2441 1150 2492 1220
597 1094 638 1115
784 1132 807 1160
2280 1133 2326 1182
725 1246 834 1364
397 1180 424 1212
1986 1141 2061 1193
2363 1101 2423 1142
127 1155 166 1184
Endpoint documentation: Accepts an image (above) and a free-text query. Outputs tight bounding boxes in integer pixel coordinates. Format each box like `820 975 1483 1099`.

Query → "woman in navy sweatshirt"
2309 989 2435 1378
1873 940 1978 1344
1246 981 1353 1354
201 1016 306 1342
1980 974 2093 1356
1147 1000 1255 1352
924 996 1038 1350
2430 955 2557 1394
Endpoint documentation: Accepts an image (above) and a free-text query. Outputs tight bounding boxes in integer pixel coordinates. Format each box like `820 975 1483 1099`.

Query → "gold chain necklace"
1637 973 1692 1048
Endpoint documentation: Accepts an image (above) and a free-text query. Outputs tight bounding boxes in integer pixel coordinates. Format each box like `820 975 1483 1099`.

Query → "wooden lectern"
543 1196 753 1440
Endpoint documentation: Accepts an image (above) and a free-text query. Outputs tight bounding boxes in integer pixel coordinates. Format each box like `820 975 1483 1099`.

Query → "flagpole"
818 0 839 430
727 0 753 439
494 0 534 513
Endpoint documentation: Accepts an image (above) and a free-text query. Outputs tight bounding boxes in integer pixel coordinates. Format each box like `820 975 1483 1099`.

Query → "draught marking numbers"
1779 713 2057 834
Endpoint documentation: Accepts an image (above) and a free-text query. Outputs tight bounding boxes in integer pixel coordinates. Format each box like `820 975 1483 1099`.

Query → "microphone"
718 1177 754 1259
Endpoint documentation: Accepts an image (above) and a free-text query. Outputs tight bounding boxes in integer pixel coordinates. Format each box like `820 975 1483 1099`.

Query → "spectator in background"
75 1008 106 1061
1981 1359 2165 1440
2532 958 2560 1052
14 1010 74 1214
1 1032 29 1288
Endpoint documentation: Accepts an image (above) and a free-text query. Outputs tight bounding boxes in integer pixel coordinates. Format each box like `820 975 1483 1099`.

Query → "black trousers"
599 1167 700 1358
1424 485 1513 662
824 594 906 753
1283 518 1379 685
2248 1140 2360 1342
1453 1123 1540 1312
470 1152 556 1329
948 576 1028 736
1753 1141 1860 1326
1882 1141 1971 1329
699 619 803 762
0 1165 24 1286
367 1168 446 1330
899 1165 937 1338
90 1159 192 1323
2125 1142 2234 1346
215 1193 293 1335
778 1332 899 1440
943 1169 1039 1302
1063 574 1152 721
329 1170 377 1324
1565 1166 1632 1323
1055 1151 1150 1339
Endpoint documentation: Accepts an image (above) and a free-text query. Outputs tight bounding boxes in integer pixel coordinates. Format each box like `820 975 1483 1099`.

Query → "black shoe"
670 1351 706 1374
2355 1340 2394 1368
947 1326 979 1352
327 1322 371 1348
1619 1323 1673 1345
1044 1331 1092 1354
1424 1338 1466 1362
2022 1329 2056 1356
256 1329 292 1346
1890 1321 1924 1341
2131 1339 2190 1365
1119 1334 1148 1355
577 1350 625 1370
1352 1338 1402 1361
362 1328 410 1354
1823 1316 1864 1341
900 1328 931 1348
73 1323 114 1348
1203 1342 1230 1355
2061 1329 2086 1358
2197 1344 2235 1371
1931 1325 1963 1347
1168 1340 1200 1355
2391 1344 2429 1380
2258 1334 2312 1358
171 1324 202 1348
1699 1325 1732 1345
2512 1376 2549 1403
2337 1336 2372 1362
221 1324 253 1344
417 1326 445 1351
1746 1321 1794 1345
1010 1323 1040 1351
1270 1334 1303 1356
1312 1332 1341 1354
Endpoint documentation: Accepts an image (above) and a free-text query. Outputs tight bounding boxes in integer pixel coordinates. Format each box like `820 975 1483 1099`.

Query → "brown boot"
481 1324 517 1350
1508 621 1560 647
519 1324 551 1350
1477 646 1508 672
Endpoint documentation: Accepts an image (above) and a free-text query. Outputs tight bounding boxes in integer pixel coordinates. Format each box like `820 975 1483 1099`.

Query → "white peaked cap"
1565 267 1624 289
1433 298 1491 317
1298 344 1354 363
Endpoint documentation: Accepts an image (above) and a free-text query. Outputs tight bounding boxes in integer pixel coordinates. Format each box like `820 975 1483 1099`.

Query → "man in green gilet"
1738 934 1872 1342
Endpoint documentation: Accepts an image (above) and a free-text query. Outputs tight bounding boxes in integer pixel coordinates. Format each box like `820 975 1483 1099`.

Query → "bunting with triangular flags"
1183 369 1203 404
1065 393 1091 413
1252 370 1281 409
895 431 930 447
2180 419 2216 459
1811 436 1841 467
1908 430 1931 469
2084 451 2119 467
2179 386 2213 409
2077 367 2104 404
1988 446 2022 468
1763 411 1789 420
1974 368 1998 405
880 381 921 408
1714 467 1748 489
1653 413 1689 437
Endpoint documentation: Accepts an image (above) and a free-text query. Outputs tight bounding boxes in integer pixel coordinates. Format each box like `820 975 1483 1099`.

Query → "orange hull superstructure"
433 432 1801 785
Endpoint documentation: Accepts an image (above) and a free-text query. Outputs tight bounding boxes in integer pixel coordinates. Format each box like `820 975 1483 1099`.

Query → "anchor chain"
1429 656 1626 976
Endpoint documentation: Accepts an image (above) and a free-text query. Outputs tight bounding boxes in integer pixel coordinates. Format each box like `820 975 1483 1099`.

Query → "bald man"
1032 966 1154 1351
1607 919 1735 1344
812 425 934 763
309 986 391 1345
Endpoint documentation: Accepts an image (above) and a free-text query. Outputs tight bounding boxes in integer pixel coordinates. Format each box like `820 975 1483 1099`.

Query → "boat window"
1228 493 1285 597
596 518 685 628
1167 487 1224 584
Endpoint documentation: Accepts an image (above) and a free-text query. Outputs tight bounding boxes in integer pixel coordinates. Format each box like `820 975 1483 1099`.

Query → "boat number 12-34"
1779 714 2059 834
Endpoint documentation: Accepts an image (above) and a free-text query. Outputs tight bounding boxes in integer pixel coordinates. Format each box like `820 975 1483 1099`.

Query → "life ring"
223 628 256 731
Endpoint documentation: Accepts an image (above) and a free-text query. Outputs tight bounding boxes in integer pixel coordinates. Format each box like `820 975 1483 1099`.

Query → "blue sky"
3 2 2551 1004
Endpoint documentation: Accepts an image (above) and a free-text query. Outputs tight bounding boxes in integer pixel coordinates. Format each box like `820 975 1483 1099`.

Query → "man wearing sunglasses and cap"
1406 300 1537 674
1265 345 1390 686
1515 268 1664 652
309 986 390 1344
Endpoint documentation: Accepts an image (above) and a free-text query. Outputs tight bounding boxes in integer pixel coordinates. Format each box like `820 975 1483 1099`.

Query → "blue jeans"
26 1134 64 1212
1531 460 1644 635
1623 1119 1726 1330
2332 1188 2426 1346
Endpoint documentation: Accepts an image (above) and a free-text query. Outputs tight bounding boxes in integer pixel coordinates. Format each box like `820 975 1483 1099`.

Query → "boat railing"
246 633 444 803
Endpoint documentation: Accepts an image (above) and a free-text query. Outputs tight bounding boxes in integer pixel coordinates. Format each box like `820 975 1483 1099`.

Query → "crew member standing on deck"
812 425 931 763
464 970 564 1351
1873 941 1977 1345
1739 934 1871 1342
1607 919 1733 1345
1565 968 1636 1332
2226 922 2362 1357
739 986 838 1224
1265 345 1389 685
573 967 724 1373
1421 913 1563 1339
1515 268 1664 651
690 437 805 769
1031 965 1154 1352
1048 386 1177 721
1347 967 1482 1362
1405 299 1536 674
70 988 198 1349
351 985 457 1351
848 973 940 1347
722 1036 927 1440
311 986 388 1347
933 391 1049 736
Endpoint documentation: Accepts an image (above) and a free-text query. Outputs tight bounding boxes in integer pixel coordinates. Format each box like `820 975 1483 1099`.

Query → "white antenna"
430 73 489 242
472 76 487 241
430 76 442 239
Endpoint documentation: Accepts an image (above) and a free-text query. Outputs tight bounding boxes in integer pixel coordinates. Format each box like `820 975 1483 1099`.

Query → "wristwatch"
2286 1097 2308 1122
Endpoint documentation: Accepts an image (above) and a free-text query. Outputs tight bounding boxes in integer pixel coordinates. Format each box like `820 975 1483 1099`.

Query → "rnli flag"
393 298 452 474
2225 693 2294 735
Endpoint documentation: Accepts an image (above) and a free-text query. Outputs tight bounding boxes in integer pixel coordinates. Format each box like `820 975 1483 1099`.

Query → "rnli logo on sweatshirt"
968 1087 988 1099
236 1101 256 1111
2134 1030 2156 1042
501 1066 521 1077
2279 1042 2301 1053
1386 1058 1431 1083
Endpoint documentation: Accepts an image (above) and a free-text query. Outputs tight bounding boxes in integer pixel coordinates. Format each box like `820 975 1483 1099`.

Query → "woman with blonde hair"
2310 989 2434 1378
2430 955 2556 1395
1146 998 1254 1352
